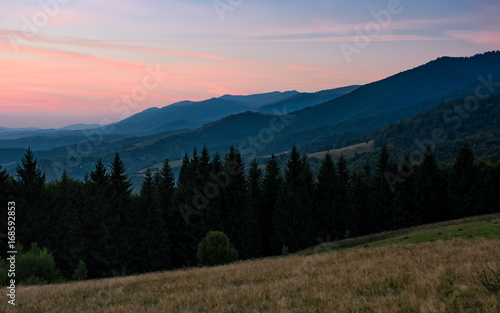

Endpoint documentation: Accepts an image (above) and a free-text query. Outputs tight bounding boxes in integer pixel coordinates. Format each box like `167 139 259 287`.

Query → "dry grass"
307 140 375 160
3 238 499 313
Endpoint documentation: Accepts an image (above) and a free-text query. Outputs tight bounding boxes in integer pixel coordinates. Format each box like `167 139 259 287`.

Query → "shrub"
72 260 88 281
197 231 238 266
479 267 500 294
17 243 58 285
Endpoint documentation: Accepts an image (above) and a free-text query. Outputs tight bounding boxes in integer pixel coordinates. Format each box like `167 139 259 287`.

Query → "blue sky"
0 0 499 128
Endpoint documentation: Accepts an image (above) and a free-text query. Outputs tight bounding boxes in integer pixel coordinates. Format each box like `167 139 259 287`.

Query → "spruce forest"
1 141 499 282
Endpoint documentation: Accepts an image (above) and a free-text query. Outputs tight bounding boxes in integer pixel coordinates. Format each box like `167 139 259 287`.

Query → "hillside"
1 52 500 184
4 215 499 313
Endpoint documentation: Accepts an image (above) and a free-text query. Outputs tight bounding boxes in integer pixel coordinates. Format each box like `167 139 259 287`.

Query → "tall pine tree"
83 159 113 278
14 148 48 248
133 168 170 272
109 153 133 274
448 142 481 218
273 147 313 253
222 145 259 259
313 153 337 241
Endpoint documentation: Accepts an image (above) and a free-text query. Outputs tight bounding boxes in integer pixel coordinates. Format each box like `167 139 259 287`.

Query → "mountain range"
1 51 499 189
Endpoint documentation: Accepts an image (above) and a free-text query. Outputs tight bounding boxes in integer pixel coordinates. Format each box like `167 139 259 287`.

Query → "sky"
0 0 499 128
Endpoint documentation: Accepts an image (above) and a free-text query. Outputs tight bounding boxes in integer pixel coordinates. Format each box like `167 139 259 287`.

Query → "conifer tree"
133 168 170 272
171 153 198 267
48 170 85 278
351 161 372 236
222 145 259 259
391 155 415 229
370 146 396 233
109 153 133 274
313 153 337 241
0 165 12 258
83 159 113 278
336 154 353 238
273 146 313 253
204 152 223 232
14 148 48 248
414 147 447 223
448 142 481 218
259 155 282 255
156 158 176 263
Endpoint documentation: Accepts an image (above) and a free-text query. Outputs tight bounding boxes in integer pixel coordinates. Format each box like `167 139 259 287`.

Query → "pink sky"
0 0 499 128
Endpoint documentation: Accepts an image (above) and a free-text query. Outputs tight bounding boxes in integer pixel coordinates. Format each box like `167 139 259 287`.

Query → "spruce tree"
171 152 203 267
109 153 133 274
14 148 48 248
448 142 481 218
313 153 337 241
273 146 313 253
133 168 170 272
391 155 415 229
48 170 85 278
83 159 113 278
336 154 353 238
259 155 283 256
204 152 223 232
414 147 447 223
370 146 396 233
156 159 176 261
352 161 372 236
222 145 259 259
0 166 12 258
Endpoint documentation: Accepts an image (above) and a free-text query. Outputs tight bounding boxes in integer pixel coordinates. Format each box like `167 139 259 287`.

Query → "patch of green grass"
299 214 500 255
367 218 500 247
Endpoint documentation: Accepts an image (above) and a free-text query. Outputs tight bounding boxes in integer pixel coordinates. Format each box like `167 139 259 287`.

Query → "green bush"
197 231 238 266
72 260 88 281
17 243 58 285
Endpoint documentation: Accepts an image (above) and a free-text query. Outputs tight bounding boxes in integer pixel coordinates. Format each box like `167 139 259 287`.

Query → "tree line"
0 142 499 281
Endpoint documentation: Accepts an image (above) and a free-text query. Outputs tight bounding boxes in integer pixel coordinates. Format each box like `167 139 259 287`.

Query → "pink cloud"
445 30 500 43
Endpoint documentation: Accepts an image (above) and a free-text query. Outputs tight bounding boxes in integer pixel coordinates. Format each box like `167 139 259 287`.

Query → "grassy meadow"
3 216 499 313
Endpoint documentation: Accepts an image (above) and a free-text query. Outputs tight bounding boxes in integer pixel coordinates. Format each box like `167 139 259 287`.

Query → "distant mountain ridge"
1 51 500 188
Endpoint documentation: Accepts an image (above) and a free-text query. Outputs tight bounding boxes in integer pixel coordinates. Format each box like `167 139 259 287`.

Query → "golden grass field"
3 237 499 313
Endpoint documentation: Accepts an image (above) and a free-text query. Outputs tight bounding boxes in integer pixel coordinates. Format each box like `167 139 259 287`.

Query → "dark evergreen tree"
155 159 175 216
204 152 223 232
222 145 259 259
314 153 337 241
414 147 447 223
133 168 170 272
14 148 48 248
0 165 12 258
155 159 176 263
273 147 313 253
351 161 372 236
370 146 396 232
83 159 113 278
247 158 262 254
447 142 482 218
259 155 283 256
336 154 354 238
47 170 85 278
171 152 203 267
109 153 133 274
391 155 415 229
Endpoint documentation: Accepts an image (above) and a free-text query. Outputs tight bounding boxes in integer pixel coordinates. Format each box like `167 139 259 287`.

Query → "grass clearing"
3 214 499 313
